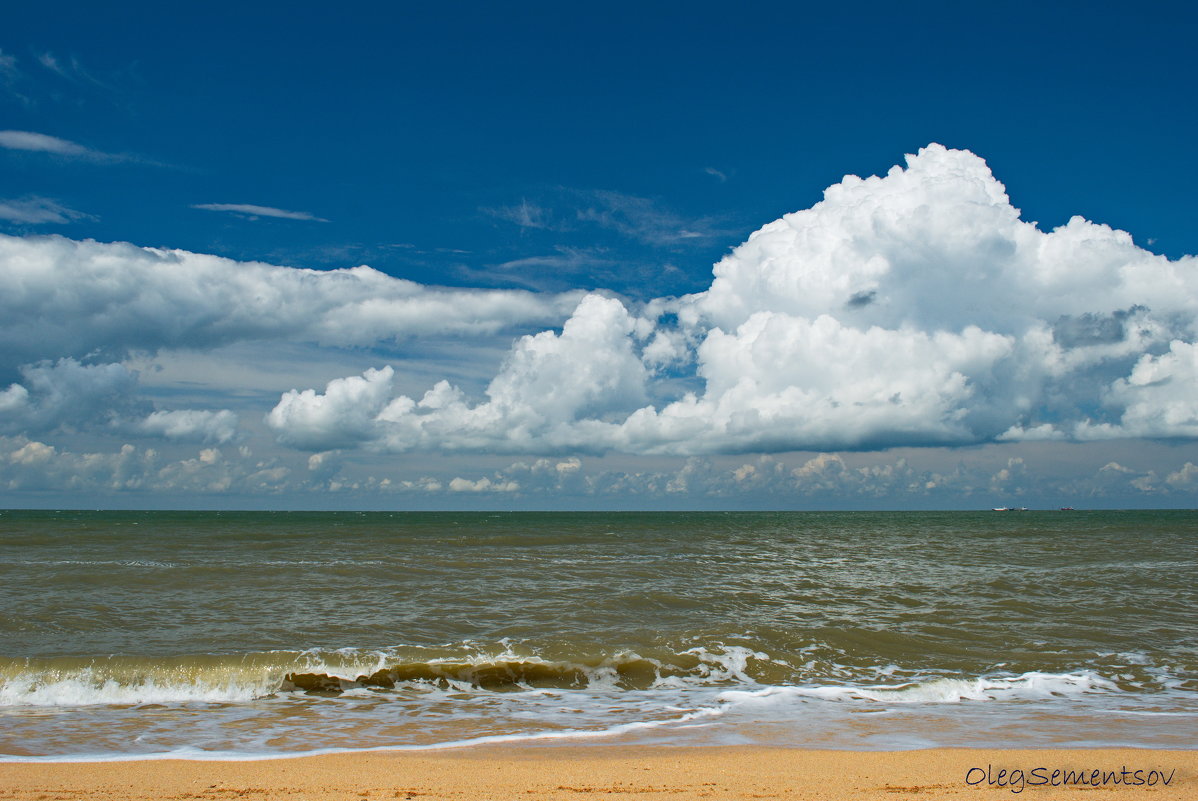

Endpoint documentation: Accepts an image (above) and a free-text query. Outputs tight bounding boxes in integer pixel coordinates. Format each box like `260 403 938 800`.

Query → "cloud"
0 359 140 434
265 144 1198 456
0 130 93 156
704 167 727 182
0 438 293 495
0 358 239 443
0 233 581 370
448 475 520 492
265 366 398 451
0 50 27 104
137 409 239 444
0 129 147 165
487 188 723 247
36 52 117 92
479 247 619 290
266 294 650 452
192 203 328 222
0 129 151 164
1056 339 1198 442
484 199 560 231
0 50 17 80
576 190 720 246
0 197 91 224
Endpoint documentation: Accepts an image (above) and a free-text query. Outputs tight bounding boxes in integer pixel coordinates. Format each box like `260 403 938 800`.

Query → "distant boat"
991 507 1028 511
1059 507 1075 511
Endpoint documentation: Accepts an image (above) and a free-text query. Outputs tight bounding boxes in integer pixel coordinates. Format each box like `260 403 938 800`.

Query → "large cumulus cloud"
265 144 1198 454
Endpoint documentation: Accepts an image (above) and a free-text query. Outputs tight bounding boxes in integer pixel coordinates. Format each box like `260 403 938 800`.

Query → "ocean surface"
0 509 1194 760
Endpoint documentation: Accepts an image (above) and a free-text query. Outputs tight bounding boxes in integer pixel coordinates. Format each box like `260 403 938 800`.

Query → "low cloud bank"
0 234 581 370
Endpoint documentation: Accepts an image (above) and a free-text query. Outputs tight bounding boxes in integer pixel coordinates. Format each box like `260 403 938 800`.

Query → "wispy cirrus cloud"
457 247 619 291
0 130 94 157
577 189 721 246
1 49 137 109
0 49 27 104
36 51 119 92
703 166 727 183
192 203 329 222
0 129 149 165
484 199 561 232
486 188 725 247
0 196 92 224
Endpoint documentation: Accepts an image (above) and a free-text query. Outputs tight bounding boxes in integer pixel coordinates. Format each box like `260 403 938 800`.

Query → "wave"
0 642 1150 708
717 671 1118 706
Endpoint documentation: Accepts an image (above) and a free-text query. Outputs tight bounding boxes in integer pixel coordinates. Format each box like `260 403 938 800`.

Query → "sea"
0 509 1194 761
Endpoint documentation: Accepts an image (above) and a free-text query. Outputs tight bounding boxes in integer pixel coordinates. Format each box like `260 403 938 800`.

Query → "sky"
1 0 1197 510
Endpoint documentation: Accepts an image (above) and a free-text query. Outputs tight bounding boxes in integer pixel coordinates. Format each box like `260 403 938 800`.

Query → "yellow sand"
0 747 1193 800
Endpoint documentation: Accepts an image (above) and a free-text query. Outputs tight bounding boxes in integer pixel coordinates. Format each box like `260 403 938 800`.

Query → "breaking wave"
0 643 1137 707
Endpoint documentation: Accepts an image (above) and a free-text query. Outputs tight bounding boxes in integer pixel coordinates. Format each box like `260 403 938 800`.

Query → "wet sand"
0 746 1192 800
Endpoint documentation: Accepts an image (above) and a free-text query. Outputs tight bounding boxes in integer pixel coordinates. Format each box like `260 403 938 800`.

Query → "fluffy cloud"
7 144 1198 466
266 366 398 451
0 438 292 495
266 144 1198 455
0 358 238 443
267 294 650 452
1097 341 1198 438
1 359 141 433
137 410 239 444
0 234 580 369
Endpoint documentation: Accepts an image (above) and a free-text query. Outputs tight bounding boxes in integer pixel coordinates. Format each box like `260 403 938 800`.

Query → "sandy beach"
0 747 1191 801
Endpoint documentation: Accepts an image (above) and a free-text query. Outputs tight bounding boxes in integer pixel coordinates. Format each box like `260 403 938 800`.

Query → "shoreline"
0 746 1191 800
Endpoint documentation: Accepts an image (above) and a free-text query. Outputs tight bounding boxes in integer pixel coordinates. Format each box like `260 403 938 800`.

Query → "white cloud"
577 190 720 246
1166 462 1198 488
1097 340 1198 438
0 358 239 444
192 203 328 222
8 143 1198 478
486 188 722 247
266 366 397 450
0 51 18 81
0 437 302 495
263 144 1198 456
0 233 580 369
0 196 91 224
0 52 29 104
137 409 239 444
267 294 649 452
36 52 119 93
0 359 141 433
0 130 93 156
447 475 520 492
484 199 560 231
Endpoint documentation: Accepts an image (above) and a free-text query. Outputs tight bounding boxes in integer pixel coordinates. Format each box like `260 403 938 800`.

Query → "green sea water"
0 509 1194 757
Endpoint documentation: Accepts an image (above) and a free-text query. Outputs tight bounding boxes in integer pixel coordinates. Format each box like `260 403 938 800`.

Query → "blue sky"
2 1 1197 509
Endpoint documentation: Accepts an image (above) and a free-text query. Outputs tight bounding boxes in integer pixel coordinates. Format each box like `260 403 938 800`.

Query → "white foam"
0 673 274 707
0 704 733 763
715 671 1119 707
